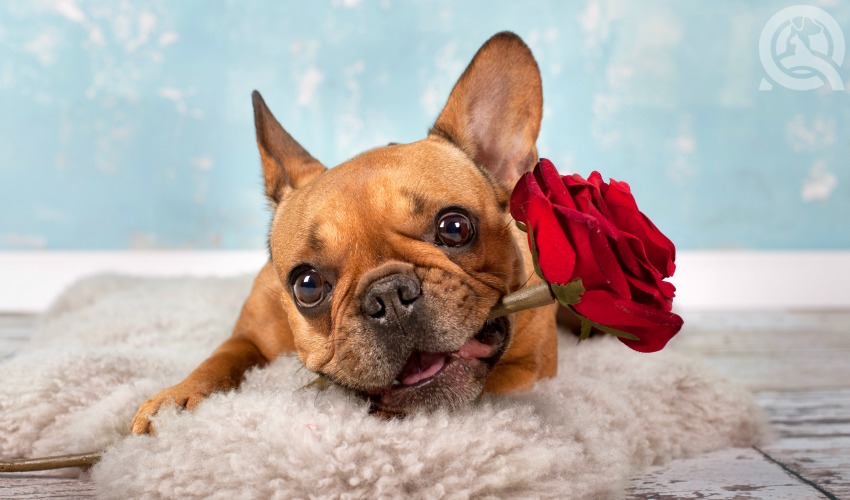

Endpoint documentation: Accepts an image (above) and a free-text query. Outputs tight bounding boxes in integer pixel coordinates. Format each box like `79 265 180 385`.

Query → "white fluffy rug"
0 275 768 498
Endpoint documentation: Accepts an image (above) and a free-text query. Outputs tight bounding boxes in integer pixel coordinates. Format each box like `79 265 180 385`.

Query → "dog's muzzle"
364 316 510 416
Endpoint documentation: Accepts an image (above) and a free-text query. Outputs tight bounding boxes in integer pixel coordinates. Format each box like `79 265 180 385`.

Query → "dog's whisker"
519 270 536 289
502 216 518 231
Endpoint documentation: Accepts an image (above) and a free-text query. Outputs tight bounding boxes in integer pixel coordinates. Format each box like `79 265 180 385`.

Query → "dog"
131 31 561 434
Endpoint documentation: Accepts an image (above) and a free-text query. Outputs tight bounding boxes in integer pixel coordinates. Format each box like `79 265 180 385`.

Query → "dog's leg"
130 262 294 434
129 336 266 434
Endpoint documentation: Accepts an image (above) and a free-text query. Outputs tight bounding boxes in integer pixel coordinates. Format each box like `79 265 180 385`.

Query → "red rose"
510 158 683 353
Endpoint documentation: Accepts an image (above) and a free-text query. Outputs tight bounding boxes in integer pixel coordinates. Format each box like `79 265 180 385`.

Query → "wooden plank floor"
0 314 35 362
627 389 850 499
1 311 848 499
627 311 850 499
0 473 96 499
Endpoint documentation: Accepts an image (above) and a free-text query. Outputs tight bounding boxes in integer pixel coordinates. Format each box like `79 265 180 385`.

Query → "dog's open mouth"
365 317 509 416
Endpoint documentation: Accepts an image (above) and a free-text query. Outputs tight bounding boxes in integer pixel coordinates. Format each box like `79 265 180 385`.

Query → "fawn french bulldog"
131 32 559 434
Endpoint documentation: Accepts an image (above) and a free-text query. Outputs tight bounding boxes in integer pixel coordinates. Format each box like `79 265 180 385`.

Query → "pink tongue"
457 338 493 359
399 352 447 386
397 339 495 386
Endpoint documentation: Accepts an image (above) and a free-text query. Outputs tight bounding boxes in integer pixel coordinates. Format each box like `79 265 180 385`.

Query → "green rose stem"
487 281 641 342
487 282 555 320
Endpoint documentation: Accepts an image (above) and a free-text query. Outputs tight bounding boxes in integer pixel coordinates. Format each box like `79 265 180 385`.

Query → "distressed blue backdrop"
0 0 848 250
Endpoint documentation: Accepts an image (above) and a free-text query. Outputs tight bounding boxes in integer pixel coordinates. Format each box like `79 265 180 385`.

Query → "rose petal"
513 161 681 353
573 289 683 353
621 231 676 301
563 178 640 274
583 172 614 218
626 273 675 312
601 180 676 277
553 205 631 298
527 195 576 284
510 172 533 224
583 173 638 265
536 158 577 210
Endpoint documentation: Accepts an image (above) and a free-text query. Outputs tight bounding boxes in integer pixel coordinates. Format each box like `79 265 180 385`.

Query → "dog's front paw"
130 384 211 435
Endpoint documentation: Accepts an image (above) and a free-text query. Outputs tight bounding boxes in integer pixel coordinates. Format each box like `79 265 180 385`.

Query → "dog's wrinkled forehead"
269 138 504 269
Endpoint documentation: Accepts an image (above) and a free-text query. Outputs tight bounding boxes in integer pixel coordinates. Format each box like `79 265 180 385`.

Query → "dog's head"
257 33 543 415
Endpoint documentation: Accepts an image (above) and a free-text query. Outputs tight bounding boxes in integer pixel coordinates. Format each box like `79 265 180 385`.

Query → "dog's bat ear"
252 91 326 205
430 32 543 191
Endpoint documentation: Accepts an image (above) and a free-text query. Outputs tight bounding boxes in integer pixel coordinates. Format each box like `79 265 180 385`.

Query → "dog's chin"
361 317 510 417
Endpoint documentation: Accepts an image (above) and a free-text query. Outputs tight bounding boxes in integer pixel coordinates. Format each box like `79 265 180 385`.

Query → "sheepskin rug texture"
0 275 768 498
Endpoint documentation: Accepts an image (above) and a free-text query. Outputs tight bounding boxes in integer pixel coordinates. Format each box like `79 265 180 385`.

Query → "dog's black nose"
362 273 421 321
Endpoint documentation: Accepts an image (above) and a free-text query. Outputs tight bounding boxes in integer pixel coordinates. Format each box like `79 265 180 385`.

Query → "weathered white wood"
0 313 37 335
0 474 95 498
0 339 27 361
627 447 825 499
668 311 850 390
759 447 850 499
626 313 850 498
0 314 34 360
756 388 850 499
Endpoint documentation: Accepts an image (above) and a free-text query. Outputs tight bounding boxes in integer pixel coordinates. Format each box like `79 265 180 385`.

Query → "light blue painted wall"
0 0 848 250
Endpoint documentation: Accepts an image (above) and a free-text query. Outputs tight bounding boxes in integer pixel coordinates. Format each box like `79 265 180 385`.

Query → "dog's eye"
292 268 328 308
436 212 474 247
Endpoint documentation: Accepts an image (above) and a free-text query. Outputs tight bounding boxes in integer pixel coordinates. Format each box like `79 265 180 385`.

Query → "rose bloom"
510 159 683 353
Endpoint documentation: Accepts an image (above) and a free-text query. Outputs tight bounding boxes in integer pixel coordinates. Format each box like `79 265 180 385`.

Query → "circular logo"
759 5 845 91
